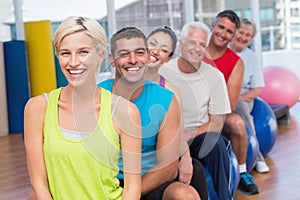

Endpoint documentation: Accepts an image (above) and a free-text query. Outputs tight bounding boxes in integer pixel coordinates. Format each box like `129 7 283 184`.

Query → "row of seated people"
103 10 271 199
26 10 285 200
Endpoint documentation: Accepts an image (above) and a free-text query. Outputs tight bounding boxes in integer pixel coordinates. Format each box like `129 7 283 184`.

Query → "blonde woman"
24 16 141 200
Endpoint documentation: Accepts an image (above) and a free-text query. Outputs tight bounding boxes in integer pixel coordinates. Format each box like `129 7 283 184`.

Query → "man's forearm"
239 88 262 102
184 123 209 142
185 115 225 142
141 160 178 196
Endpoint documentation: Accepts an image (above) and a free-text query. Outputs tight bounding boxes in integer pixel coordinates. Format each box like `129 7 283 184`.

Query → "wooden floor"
0 133 31 200
234 102 300 200
0 103 300 200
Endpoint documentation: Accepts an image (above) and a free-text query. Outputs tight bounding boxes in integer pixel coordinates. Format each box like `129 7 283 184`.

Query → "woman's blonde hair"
53 16 107 55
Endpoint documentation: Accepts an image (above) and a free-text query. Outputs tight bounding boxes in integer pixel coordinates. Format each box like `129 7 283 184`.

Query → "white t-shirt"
237 47 265 94
159 58 231 130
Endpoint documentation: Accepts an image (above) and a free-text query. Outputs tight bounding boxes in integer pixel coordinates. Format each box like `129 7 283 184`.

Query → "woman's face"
57 31 104 87
147 31 174 68
231 25 253 52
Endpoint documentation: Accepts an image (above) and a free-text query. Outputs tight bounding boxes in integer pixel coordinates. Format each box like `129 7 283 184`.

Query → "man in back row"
204 10 259 195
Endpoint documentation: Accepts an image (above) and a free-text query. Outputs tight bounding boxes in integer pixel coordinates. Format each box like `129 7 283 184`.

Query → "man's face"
211 17 237 48
180 28 207 67
111 37 148 84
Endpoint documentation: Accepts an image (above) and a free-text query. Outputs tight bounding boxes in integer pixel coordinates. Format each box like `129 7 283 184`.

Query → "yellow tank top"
43 88 122 200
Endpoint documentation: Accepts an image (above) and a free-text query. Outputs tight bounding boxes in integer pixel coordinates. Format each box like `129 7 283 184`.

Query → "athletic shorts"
118 179 177 200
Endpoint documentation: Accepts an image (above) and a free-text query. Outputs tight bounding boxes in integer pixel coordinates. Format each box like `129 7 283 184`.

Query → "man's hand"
178 151 193 184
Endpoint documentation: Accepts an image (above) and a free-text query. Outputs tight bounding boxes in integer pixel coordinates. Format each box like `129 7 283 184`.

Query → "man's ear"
109 54 115 68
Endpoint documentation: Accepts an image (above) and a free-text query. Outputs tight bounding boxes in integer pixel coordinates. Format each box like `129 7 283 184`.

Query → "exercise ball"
259 66 300 108
204 150 240 199
230 151 240 196
204 165 218 200
251 97 278 156
245 123 259 172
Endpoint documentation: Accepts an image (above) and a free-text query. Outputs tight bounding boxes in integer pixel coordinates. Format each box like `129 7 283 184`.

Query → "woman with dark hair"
145 26 208 200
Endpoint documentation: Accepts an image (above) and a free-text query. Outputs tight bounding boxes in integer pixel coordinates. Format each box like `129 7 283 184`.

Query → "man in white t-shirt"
159 21 233 200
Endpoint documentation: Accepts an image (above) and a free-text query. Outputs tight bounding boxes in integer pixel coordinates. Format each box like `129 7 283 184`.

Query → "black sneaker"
238 172 259 195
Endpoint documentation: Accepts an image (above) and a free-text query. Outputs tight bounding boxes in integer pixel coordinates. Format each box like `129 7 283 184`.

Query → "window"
260 8 275 21
292 36 300 43
291 23 300 31
290 8 299 17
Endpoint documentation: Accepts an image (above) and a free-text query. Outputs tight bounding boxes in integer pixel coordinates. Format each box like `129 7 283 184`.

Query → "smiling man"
204 10 259 195
159 21 233 200
98 27 200 200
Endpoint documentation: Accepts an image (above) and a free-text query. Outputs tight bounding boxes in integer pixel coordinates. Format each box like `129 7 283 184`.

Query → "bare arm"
177 106 193 184
227 59 244 110
184 114 225 142
178 146 193 184
141 97 181 196
24 96 52 200
239 87 262 102
166 82 193 184
113 98 141 200
184 123 209 142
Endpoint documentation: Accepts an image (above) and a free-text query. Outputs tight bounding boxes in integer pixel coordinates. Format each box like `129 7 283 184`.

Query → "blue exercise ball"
204 165 218 200
204 151 240 199
251 97 278 156
245 123 259 172
230 151 240 196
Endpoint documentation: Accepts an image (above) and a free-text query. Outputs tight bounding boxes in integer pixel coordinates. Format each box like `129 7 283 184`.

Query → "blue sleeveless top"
99 79 174 177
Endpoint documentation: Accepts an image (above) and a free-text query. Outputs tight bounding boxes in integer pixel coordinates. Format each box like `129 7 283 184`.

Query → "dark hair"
213 10 240 29
110 27 147 57
147 26 177 57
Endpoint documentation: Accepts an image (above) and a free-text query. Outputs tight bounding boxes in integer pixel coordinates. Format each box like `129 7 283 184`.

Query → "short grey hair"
240 18 257 38
180 21 211 46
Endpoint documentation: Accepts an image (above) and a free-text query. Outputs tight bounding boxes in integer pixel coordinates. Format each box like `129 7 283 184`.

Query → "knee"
163 183 201 200
176 187 200 200
226 114 246 137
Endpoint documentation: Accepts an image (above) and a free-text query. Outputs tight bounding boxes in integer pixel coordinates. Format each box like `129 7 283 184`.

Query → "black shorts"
118 179 177 200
